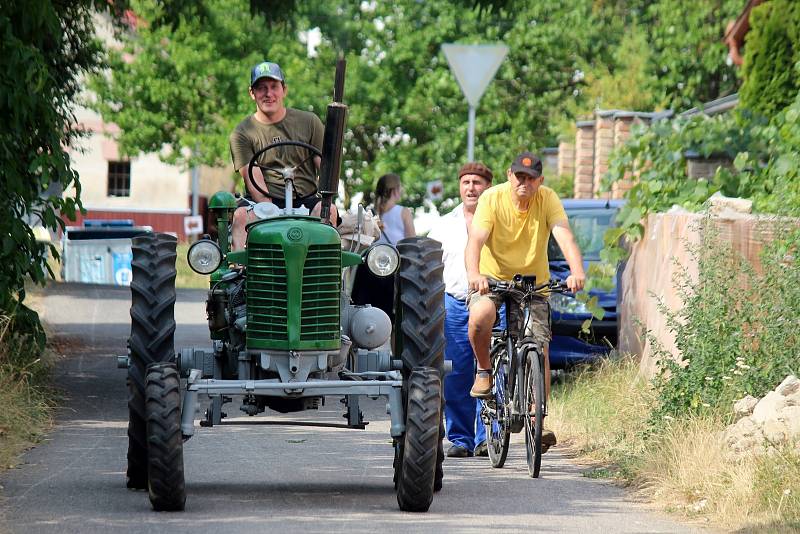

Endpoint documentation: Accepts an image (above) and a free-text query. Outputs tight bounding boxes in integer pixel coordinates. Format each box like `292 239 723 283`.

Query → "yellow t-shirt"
472 182 567 284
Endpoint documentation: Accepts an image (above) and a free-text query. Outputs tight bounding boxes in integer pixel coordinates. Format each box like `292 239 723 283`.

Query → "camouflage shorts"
466 288 551 348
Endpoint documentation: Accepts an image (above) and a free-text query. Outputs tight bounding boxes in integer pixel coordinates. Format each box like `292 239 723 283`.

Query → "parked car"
547 199 624 369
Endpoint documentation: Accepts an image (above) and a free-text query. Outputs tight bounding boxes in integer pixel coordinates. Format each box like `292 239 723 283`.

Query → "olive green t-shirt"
229 108 324 199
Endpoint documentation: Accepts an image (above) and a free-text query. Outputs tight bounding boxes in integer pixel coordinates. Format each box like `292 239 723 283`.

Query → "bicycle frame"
482 276 567 475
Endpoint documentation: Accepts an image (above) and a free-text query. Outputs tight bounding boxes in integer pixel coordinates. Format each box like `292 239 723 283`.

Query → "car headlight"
187 240 222 275
550 292 589 314
364 244 399 277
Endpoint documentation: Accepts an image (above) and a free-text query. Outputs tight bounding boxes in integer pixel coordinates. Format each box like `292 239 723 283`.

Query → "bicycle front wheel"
524 348 545 478
484 345 511 468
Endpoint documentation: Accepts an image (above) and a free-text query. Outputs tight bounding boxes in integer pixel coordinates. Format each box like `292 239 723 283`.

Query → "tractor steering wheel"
246 140 323 200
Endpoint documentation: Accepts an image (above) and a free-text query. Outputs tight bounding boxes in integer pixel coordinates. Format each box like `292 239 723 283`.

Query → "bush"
739 0 800 119
651 220 800 419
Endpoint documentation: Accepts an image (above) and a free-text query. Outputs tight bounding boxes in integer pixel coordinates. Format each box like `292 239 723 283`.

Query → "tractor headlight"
364 244 399 277
187 240 222 275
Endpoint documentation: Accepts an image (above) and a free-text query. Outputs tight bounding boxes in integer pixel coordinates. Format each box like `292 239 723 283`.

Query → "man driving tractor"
229 60 337 249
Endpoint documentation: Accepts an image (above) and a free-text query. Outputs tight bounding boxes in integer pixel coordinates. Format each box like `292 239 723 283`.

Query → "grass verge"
0 313 53 471
175 242 208 289
549 354 800 531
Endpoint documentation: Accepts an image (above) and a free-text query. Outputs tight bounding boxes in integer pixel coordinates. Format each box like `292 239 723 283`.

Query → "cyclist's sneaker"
473 441 488 457
541 429 557 453
446 445 473 458
469 373 493 399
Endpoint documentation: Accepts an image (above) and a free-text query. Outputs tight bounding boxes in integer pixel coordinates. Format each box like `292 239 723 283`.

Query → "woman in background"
374 173 415 245
351 173 415 322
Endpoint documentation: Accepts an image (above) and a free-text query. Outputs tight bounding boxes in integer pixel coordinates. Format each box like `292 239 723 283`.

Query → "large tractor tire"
394 236 446 493
145 362 186 511
127 233 177 490
395 367 441 512
395 237 445 373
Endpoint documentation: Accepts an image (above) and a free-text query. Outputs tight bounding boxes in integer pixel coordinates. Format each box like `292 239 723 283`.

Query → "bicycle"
479 275 569 478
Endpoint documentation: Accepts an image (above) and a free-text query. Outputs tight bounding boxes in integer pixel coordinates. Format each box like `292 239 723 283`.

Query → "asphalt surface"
0 282 706 533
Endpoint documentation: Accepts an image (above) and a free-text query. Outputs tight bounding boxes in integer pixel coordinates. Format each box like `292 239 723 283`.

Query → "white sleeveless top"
378 204 406 245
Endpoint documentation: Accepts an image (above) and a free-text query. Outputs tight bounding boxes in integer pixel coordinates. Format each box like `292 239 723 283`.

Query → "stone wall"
618 209 795 378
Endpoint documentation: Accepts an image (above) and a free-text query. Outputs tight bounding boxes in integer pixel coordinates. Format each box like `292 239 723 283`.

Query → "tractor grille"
300 245 341 340
247 243 340 348
247 244 288 343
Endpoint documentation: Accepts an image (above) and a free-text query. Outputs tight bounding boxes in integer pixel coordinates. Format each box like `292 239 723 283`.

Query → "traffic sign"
442 44 508 107
442 43 509 161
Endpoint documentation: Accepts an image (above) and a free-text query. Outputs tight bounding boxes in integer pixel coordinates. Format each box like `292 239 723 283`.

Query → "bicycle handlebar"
487 276 570 296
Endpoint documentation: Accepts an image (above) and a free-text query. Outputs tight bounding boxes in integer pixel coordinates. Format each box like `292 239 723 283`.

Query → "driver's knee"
330 204 339 226
310 201 339 226
231 207 249 250
233 206 247 226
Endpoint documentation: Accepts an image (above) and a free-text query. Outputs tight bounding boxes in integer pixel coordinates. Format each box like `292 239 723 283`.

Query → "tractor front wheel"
145 362 186 511
396 367 441 512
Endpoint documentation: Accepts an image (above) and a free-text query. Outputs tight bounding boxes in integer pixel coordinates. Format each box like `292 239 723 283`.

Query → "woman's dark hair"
374 173 401 216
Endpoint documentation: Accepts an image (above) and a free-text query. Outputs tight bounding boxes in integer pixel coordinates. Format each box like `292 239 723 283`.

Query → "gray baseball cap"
250 61 285 86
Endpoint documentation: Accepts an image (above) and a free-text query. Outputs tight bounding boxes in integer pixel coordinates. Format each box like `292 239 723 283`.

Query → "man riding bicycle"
465 151 585 451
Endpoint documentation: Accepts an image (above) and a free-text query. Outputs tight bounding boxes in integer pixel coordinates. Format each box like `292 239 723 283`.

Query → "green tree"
93 0 613 208
313 0 605 206
739 0 800 118
0 0 124 339
92 0 327 172
641 0 742 110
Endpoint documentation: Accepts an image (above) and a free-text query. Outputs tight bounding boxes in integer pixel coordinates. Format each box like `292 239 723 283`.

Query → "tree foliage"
91 0 326 171
0 0 125 340
94 0 612 208
739 0 800 118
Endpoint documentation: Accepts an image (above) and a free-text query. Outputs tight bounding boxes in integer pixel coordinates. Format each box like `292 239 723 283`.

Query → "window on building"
107 161 131 197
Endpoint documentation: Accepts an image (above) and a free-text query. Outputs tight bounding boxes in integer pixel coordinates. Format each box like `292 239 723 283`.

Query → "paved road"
0 283 704 533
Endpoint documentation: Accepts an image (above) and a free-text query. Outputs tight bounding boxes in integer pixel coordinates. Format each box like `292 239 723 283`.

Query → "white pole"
191 164 199 216
467 105 476 162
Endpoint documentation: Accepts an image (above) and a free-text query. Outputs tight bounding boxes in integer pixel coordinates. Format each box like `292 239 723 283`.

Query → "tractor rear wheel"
395 237 446 493
127 233 177 489
394 237 445 373
145 362 186 511
396 367 441 512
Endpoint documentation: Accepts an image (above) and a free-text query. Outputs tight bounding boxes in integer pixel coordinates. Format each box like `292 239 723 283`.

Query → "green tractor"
122 61 446 512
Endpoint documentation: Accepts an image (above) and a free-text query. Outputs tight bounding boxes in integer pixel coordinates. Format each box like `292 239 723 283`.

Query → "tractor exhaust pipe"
319 57 348 224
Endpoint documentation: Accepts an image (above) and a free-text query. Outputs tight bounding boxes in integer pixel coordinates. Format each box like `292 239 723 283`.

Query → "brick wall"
557 141 574 178
611 115 636 199
593 113 615 196
574 121 595 199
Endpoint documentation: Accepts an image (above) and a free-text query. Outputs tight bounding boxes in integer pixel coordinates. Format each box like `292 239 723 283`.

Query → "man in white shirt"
429 162 494 458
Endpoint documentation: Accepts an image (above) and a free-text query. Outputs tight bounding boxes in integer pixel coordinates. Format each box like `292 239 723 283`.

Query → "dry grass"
0 315 53 470
549 354 800 531
175 242 208 289
549 354 654 474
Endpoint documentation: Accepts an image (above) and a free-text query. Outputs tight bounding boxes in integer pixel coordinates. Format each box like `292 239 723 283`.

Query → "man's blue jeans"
444 293 485 451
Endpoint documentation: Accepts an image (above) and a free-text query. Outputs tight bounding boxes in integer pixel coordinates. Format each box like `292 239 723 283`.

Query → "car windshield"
548 208 618 261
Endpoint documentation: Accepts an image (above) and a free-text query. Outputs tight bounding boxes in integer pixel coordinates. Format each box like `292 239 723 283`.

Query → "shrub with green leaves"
650 220 800 419
0 1 126 340
739 0 800 119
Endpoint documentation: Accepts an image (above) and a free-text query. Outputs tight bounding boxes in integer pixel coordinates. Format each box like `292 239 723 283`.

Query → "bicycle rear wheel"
484 342 511 468
524 348 545 478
